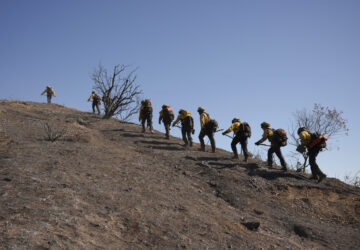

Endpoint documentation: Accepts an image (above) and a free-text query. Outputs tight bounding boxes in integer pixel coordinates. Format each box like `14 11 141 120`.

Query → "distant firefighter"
139 99 153 133
159 104 174 139
172 109 194 147
41 85 56 104
255 122 288 171
88 91 101 114
197 107 217 153
223 118 251 162
297 127 327 182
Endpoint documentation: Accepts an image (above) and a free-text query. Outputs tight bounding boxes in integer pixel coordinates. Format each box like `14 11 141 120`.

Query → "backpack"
93 94 101 103
274 128 287 147
238 122 251 138
207 119 218 132
142 99 152 114
163 106 174 121
309 132 327 149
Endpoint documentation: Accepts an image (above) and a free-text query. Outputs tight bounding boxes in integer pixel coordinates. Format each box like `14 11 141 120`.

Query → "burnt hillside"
0 100 359 249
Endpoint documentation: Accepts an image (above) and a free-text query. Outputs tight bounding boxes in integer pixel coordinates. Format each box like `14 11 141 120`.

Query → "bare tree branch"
91 64 142 120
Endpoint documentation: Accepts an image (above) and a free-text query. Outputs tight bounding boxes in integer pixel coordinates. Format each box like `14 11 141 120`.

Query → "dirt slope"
0 101 359 249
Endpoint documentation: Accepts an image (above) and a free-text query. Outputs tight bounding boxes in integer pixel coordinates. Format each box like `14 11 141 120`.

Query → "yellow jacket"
257 128 274 144
224 122 241 134
200 112 210 129
299 130 312 146
88 93 100 102
41 87 55 96
172 110 191 126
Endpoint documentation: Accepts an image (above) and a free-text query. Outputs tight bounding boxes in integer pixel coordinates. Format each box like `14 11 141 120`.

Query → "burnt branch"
91 64 142 120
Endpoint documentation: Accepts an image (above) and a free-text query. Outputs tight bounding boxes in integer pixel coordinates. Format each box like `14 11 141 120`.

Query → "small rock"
241 221 260 231
294 224 309 238
253 209 264 215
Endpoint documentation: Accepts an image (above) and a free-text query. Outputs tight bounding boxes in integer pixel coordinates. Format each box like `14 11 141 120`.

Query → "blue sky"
1 0 359 179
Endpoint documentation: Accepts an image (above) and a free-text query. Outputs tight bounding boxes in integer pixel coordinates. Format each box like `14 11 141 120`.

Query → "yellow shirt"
172 110 191 126
257 128 274 144
41 87 55 96
88 93 100 102
299 131 311 146
225 122 241 134
200 112 210 129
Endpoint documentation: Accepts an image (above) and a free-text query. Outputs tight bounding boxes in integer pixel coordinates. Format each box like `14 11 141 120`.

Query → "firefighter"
159 104 174 139
297 127 327 182
87 91 101 114
197 107 216 153
41 85 56 104
172 109 194 147
139 99 153 133
255 122 287 171
222 118 249 161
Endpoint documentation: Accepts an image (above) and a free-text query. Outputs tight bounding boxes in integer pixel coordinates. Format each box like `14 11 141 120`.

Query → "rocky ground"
0 100 359 249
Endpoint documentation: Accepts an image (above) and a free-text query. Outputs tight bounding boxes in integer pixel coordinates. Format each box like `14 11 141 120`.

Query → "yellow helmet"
261 122 270 128
197 107 205 113
232 118 240 123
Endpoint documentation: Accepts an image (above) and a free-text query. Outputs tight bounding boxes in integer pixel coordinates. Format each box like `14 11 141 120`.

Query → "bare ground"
0 101 359 249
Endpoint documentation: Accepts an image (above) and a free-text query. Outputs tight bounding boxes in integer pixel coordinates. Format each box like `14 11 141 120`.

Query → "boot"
244 157 248 163
232 155 239 159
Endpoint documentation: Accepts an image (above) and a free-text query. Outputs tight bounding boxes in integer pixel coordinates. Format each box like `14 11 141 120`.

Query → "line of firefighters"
41 86 327 183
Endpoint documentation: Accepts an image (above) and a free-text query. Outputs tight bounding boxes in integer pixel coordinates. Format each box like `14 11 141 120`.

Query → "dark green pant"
231 135 248 159
92 101 100 114
308 146 325 178
199 125 215 152
142 113 153 132
181 116 193 146
268 144 286 168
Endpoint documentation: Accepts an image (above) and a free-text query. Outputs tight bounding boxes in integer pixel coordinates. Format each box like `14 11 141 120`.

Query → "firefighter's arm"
159 111 163 124
172 116 180 127
88 94 93 102
255 132 267 145
52 89 56 97
222 125 233 135
41 89 46 95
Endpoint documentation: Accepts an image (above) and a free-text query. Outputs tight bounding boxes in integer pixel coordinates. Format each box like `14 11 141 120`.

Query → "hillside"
0 101 359 249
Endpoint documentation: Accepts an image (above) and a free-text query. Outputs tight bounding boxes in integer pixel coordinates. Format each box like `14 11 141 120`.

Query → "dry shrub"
42 120 67 142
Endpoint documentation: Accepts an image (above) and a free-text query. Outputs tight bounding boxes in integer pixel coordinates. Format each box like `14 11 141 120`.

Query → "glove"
192 129 195 135
255 142 260 146
296 145 306 153
159 122 161 125
222 132 226 135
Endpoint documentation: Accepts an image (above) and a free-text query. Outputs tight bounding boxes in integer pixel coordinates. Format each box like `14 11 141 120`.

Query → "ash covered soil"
0 101 359 250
